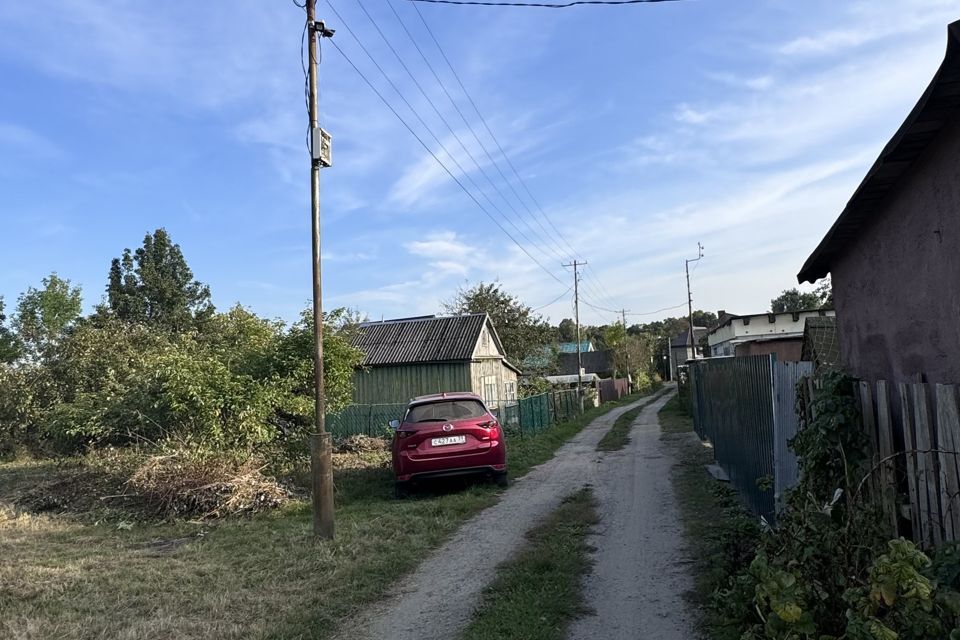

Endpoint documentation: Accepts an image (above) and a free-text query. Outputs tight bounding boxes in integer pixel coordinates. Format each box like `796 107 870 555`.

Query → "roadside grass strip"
460 488 598 640
595 384 665 451
1 397 637 640
657 395 759 640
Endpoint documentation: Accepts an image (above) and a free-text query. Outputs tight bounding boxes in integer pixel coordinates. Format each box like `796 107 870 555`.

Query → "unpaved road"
334 391 670 640
568 389 701 640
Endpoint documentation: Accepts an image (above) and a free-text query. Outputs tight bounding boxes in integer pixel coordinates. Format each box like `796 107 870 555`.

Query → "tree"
0 297 21 363
107 228 213 330
557 318 577 342
770 288 823 313
13 273 82 357
442 282 553 364
815 277 834 308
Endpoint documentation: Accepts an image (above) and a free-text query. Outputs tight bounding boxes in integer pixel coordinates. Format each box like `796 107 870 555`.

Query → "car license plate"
431 436 466 447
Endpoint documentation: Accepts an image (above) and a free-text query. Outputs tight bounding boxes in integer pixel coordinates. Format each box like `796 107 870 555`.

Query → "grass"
0 396 637 640
595 383 664 451
657 395 759 640
460 488 598 640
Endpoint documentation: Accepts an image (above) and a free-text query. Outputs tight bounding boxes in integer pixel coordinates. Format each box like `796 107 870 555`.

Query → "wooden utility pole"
306 0 335 539
684 242 704 363
562 260 586 412
619 308 630 384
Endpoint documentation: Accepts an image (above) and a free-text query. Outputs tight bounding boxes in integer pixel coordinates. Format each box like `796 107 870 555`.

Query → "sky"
0 0 957 328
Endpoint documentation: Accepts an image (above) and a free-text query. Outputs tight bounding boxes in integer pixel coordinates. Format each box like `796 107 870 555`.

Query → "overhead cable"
407 0 684 6
326 37 567 286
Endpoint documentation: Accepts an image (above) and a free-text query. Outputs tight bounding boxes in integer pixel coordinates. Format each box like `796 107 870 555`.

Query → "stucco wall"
831 111 960 384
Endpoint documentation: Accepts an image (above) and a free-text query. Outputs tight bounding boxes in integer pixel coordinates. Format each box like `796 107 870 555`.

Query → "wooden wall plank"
876 381 899 537
936 384 960 542
912 383 942 547
899 382 924 546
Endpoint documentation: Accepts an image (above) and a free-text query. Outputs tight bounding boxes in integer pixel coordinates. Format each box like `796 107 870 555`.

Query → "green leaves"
107 228 213 331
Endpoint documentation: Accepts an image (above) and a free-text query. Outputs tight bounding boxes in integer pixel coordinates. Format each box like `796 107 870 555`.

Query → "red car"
390 392 507 496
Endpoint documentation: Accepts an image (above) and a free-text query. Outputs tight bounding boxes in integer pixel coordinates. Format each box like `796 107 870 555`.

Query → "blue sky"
0 0 956 327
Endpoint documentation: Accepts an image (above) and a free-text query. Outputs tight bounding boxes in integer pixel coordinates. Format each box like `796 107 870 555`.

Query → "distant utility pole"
562 260 586 412
306 0 336 539
619 308 630 383
685 242 704 362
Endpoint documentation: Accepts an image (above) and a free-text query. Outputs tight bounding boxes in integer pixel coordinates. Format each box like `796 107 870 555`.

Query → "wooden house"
350 314 521 406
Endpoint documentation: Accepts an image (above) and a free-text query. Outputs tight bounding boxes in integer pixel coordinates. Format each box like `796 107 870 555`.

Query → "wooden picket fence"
853 380 960 549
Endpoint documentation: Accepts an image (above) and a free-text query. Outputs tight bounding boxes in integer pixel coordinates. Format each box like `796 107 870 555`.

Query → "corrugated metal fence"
688 355 811 523
326 389 582 440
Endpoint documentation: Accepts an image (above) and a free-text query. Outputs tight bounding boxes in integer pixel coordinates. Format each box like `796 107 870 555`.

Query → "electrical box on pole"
311 127 332 167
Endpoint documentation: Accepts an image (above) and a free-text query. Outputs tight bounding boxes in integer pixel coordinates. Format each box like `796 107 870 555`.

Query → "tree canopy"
0 297 20 363
107 228 213 330
442 281 554 364
770 287 828 313
13 273 82 357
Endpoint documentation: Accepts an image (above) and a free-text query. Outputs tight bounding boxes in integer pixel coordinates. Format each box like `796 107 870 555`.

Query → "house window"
767 314 776 323
481 331 490 350
742 317 751 326
482 375 498 406
505 381 517 403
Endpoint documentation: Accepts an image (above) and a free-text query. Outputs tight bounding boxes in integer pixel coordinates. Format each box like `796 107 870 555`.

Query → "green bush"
2 306 363 456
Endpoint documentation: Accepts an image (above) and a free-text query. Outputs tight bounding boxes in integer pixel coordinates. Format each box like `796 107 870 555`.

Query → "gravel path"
567 388 701 640
334 391 669 640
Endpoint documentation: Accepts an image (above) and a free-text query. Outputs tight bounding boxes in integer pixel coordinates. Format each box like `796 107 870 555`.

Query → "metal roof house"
798 20 960 384
350 314 521 406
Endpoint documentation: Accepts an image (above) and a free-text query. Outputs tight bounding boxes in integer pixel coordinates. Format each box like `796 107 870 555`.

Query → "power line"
626 302 689 316
351 0 566 268
326 37 567 286
532 287 573 311
407 0 684 6
410 3 580 260
410 5 636 312
329 0 569 277
385 0 577 267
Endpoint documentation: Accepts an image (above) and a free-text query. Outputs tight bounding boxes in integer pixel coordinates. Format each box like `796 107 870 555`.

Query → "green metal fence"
325 389 582 441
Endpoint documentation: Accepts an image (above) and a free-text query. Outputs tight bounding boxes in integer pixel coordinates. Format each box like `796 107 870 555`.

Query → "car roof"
408 391 483 406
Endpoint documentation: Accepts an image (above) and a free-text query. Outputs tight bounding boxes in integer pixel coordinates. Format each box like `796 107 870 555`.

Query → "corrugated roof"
798 20 960 283
558 341 593 354
353 313 495 366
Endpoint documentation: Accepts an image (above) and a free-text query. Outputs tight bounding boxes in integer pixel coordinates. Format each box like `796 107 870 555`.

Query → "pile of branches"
127 454 292 519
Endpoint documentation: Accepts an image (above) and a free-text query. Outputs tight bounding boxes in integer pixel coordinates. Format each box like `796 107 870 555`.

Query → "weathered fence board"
899 382 924 544
874 381 898 536
936 385 960 541
912 383 942 546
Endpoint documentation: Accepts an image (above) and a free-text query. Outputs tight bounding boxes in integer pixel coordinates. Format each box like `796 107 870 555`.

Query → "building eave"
797 20 960 284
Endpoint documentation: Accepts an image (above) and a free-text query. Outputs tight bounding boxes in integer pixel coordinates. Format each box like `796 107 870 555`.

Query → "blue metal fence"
688 355 811 524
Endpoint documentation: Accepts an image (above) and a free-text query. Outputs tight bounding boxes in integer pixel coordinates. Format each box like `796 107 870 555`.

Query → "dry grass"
0 405 633 639
127 454 292 518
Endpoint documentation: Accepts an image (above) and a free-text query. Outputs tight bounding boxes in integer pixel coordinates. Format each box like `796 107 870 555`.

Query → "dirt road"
334 392 669 640
567 389 701 640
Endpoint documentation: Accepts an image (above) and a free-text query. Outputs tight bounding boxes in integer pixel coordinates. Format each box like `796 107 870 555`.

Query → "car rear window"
406 399 488 423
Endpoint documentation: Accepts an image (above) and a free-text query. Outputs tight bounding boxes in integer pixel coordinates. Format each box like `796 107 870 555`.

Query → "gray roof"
798 20 960 283
353 314 503 366
671 327 708 348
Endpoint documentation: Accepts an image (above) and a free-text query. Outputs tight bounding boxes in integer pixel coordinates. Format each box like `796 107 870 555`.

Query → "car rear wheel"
394 481 411 499
494 471 509 488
